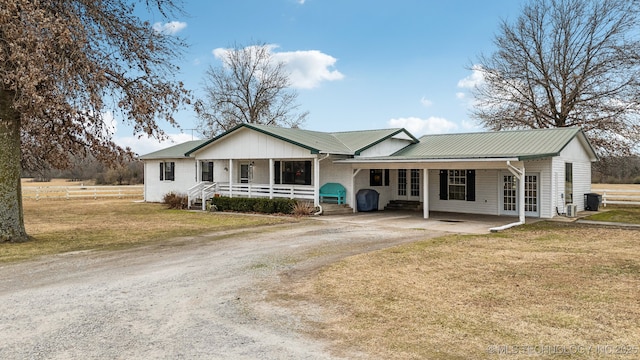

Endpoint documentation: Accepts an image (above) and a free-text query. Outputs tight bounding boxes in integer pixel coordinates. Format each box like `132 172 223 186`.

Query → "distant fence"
22 185 144 201
601 189 640 207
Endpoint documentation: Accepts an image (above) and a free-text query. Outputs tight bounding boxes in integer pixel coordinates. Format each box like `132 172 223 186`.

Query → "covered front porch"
341 158 533 227
188 157 322 210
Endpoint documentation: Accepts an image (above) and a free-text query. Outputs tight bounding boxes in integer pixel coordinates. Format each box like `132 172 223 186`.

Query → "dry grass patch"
1 199 294 262
287 223 640 359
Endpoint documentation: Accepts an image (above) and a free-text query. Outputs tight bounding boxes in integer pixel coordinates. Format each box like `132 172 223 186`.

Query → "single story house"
140 124 598 222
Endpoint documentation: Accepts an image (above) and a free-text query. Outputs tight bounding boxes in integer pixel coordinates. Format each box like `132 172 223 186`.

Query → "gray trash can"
584 193 602 211
356 189 379 212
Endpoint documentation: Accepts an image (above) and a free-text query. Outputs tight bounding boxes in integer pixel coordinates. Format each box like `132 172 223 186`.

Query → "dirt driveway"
0 214 462 359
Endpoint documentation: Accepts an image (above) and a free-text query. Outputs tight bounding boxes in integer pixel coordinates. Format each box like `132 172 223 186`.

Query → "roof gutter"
335 157 520 164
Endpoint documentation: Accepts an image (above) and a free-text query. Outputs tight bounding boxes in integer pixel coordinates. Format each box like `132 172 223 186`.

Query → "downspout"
490 161 526 232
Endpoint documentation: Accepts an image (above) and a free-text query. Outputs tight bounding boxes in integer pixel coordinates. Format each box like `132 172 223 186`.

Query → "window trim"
439 169 475 201
160 161 175 181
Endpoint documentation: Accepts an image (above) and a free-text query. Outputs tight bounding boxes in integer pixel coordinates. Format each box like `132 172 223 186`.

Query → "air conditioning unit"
566 204 577 217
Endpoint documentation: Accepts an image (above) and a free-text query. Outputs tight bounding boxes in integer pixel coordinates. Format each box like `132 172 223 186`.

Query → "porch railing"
187 182 218 210
216 183 315 201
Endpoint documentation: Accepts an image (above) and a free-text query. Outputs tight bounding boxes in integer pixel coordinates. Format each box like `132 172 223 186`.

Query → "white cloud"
457 64 485 89
420 97 433 107
101 111 117 137
213 45 344 89
273 50 344 89
388 116 458 137
456 92 466 99
152 21 187 35
297 0 306 3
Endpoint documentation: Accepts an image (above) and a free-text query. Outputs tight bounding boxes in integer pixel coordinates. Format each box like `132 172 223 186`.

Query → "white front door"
501 172 539 217
397 169 421 201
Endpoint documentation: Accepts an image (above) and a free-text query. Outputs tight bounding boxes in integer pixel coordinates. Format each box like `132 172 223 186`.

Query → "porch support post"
423 168 429 219
519 167 526 223
228 159 233 198
351 168 362 213
269 158 274 199
313 156 320 207
195 160 200 183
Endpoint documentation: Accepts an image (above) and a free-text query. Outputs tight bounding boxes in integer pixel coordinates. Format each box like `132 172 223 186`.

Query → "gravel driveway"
0 215 444 359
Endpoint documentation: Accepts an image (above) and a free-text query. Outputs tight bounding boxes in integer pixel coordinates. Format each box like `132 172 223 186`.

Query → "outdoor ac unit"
566 204 577 217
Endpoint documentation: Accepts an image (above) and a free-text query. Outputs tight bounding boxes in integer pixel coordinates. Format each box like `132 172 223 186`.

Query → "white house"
140 124 598 222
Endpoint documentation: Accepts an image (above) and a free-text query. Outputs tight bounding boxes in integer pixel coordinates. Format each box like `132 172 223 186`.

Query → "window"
274 161 311 185
410 169 420 196
398 169 407 196
439 169 475 201
201 161 213 182
565 162 573 204
448 170 466 200
160 161 175 181
369 169 390 186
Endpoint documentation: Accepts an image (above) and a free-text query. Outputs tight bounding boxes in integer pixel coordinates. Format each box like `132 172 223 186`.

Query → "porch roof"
185 123 419 156
338 127 597 163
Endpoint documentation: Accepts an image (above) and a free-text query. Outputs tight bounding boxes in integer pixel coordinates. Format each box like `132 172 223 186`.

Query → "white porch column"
314 157 320 207
228 159 233 198
423 168 429 219
269 158 274 199
195 160 200 183
519 167 526 223
351 168 362 213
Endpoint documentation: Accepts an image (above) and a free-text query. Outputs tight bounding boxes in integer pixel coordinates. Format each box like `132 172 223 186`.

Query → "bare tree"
195 42 308 137
471 0 640 156
1 0 191 242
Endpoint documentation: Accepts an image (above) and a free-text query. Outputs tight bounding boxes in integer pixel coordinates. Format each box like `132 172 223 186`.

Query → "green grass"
583 207 640 224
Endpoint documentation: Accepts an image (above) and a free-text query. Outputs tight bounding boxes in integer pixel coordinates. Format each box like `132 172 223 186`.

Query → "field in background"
21 178 142 201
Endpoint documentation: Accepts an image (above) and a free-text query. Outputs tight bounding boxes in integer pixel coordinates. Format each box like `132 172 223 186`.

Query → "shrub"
210 196 296 214
292 201 316 217
163 193 188 209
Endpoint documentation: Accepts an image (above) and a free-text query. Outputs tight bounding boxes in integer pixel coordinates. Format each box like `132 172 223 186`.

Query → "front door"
501 173 539 217
239 163 251 184
397 169 421 201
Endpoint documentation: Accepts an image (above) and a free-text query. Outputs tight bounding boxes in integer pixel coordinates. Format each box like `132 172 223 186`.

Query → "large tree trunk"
0 90 28 243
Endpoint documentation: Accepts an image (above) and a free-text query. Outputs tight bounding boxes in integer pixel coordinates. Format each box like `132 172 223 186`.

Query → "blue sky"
116 0 525 155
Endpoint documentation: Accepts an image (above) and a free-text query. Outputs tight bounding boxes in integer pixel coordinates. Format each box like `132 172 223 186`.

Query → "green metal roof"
185 124 418 156
390 127 596 160
139 139 207 159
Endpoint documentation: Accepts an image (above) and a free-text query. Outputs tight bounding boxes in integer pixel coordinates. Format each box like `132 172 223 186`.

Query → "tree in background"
471 0 640 156
0 0 190 242
195 42 308 137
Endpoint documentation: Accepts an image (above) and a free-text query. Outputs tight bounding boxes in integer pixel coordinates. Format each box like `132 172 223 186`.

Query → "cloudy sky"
117 0 525 155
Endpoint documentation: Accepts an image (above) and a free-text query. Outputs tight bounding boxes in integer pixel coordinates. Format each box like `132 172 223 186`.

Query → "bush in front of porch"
211 196 296 215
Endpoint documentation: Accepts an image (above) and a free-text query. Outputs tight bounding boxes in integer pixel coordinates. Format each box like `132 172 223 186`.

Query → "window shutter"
160 162 164 181
466 170 476 201
304 161 312 185
439 170 448 200
274 161 281 184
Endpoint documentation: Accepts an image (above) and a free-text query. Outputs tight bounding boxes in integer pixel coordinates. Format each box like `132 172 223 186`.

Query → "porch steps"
384 200 422 212
321 203 353 215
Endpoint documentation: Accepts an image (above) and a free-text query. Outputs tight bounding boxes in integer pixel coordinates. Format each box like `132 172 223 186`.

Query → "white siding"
195 128 312 160
144 158 197 202
358 138 413 157
524 159 553 218
429 169 500 215
559 137 593 211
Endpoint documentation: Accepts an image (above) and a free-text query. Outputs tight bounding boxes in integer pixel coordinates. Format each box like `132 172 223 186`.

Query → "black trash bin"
356 189 379 212
584 193 602 211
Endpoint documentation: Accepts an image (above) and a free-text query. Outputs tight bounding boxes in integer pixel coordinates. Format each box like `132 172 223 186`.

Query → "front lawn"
1 199 295 263
287 222 640 359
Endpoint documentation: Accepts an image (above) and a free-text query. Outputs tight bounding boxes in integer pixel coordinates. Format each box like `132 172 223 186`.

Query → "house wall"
358 138 413 157
143 158 197 202
195 128 313 160
552 137 593 212
428 169 501 215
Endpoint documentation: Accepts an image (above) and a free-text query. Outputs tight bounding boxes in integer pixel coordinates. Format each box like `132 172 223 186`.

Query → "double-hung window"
201 161 213 182
160 161 175 181
439 169 475 201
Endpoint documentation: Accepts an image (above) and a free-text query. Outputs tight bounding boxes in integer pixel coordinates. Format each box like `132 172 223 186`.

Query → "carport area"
314 211 535 235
